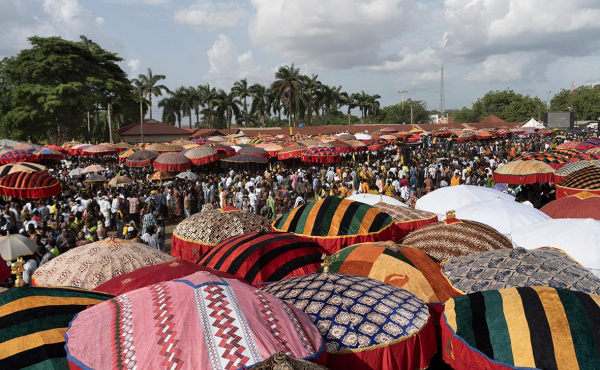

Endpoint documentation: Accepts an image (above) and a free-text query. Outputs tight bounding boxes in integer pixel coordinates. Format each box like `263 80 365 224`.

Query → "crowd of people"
1 128 594 287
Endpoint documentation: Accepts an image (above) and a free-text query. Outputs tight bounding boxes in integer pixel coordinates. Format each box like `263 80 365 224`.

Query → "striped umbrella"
198 231 329 285
81 144 117 156
274 198 395 254
263 273 437 370
576 137 600 150
301 147 341 163
442 286 600 370
0 163 45 177
493 160 555 184
556 141 580 149
153 152 192 172
0 286 112 370
0 149 37 164
541 192 600 220
184 146 219 165
556 166 600 198
125 149 159 167
553 160 600 182
0 172 61 199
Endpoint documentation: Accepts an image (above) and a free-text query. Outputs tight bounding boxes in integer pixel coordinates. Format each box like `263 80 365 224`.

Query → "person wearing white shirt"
98 197 111 228
22 258 38 285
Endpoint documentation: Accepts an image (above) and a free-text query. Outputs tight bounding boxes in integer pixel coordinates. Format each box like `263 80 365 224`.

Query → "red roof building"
114 119 192 143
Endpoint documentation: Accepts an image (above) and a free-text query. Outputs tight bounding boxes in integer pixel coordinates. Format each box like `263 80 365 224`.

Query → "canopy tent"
521 117 545 129
273 198 395 254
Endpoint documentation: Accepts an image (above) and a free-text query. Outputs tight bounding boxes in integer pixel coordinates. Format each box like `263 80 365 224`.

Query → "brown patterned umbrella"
153 152 192 171
81 164 105 174
345 140 368 151
146 143 185 153
32 237 174 289
251 353 328 370
149 171 175 181
184 146 219 165
401 211 514 262
125 149 159 167
556 166 600 198
81 144 117 156
492 159 555 184
373 202 438 239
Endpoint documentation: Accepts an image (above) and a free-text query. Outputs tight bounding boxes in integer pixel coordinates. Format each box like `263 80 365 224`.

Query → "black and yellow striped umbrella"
0 286 112 369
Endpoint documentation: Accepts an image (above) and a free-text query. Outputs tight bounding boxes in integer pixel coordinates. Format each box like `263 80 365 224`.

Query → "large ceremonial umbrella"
442 247 600 295
441 286 600 370
346 193 406 206
549 148 582 159
365 139 386 151
274 198 395 254
278 145 304 160
0 162 45 177
402 212 514 262
209 143 236 157
93 259 246 296
172 207 272 262
239 146 270 159
68 144 91 156
556 141 581 149
511 218 600 276
34 148 64 161
0 139 21 147
415 185 514 219
83 174 108 184
475 131 492 140
125 149 159 167
68 168 83 178
519 152 568 169
221 153 269 166
0 171 61 199
0 234 38 260
198 231 328 285
107 176 132 187
541 192 600 220
355 133 372 141
149 171 175 181
326 140 354 153
576 137 600 150
455 198 550 237
345 140 368 151
81 144 117 156
252 353 328 370
176 170 198 180
0 286 112 370
153 152 192 171
323 241 460 305
457 132 476 141
301 147 341 163
372 202 438 239
117 147 139 162
263 273 437 370
32 237 174 289
146 143 185 153
81 164 105 174
184 146 219 165
553 160 600 182
492 160 555 184
112 141 134 152
0 149 37 164
556 166 600 198
65 271 326 369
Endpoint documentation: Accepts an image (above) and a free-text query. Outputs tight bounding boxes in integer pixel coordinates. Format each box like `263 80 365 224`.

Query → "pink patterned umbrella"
64 271 326 370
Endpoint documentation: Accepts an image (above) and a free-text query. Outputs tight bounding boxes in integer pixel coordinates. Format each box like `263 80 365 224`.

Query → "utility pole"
399 90 408 109
440 64 445 115
138 88 144 143
87 111 91 133
410 104 414 130
107 102 113 144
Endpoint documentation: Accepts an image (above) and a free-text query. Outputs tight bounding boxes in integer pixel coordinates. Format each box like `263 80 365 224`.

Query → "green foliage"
375 100 429 124
452 89 545 123
551 85 600 120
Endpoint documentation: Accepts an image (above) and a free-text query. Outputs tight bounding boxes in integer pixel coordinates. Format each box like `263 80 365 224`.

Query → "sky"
1 0 600 118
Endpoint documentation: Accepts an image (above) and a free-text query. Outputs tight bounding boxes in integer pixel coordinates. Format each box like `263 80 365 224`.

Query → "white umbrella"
355 133 372 140
511 218 600 275
0 235 38 261
347 193 407 207
231 145 242 152
176 170 198 180
416 185 514 220
455 198 550 237
68 168 84 177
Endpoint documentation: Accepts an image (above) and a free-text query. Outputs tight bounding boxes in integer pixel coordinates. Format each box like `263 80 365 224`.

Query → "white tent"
521 118 545 129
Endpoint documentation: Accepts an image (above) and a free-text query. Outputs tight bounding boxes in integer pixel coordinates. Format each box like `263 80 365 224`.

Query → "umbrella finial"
11 258 25 287
446 210 456 219
321 253 333 273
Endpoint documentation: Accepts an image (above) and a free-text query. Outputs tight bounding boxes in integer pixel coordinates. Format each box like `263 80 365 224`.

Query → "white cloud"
105 0 171 5
204 34 270 88
465 52 544 83
368 47 442 73
96 17 104 25
174 1 247 32
249 0 414 69
127 59 140 78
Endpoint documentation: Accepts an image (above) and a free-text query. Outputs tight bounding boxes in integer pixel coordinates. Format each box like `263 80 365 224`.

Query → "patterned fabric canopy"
301 147 341 163
322 241 460 304
0 162 45 177
541 192 600 220
146 143 185 153
34 148 64 161
475 131 492 140
0 286 112 370
262 273 436 370
576 137 600 150
239 146 270 159
337 133 356 140
554 160 600 182
117 148 139 162
94 259 247 296
65 271 326 370
556 166 600 198
0 171 61 199
457 132 476 141
198 231 328 285
278 145 305 160
185 146 219 166
325 140 354 153
401 217 514 262
252 353 329 370
32 237 174 289
549 148 582 159
586 147 600 154
364 139 386 151
81 144 117 156
373 202 438 239
172 207 272 262
208 143 236 157
557 141 581 149
442 287 600 370
442 247 600 295
153 152 192 171
519 152 568 168
125 149 159 167
0 149 37 164
493 160 555 184
274 198 395 254
149 171 175 181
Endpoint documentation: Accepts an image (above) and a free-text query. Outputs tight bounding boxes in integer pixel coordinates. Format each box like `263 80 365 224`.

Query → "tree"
1 36 135 143
302 74 321 125
365 93 381 123
232 78 250 127
375 99 429 124
137 68 169 120
216 89 241 134
339 91 357 125
198 83 218 129
158 91 183 127
271 64 304 127
551 85 600 121
249 83 270 127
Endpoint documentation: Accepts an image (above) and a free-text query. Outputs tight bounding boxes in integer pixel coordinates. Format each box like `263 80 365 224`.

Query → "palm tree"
249 83 269 127
137 68 169 119
216 89 241 135
177 86 195 128
339 91 357 125
187 86 202 127
355 91 370 124
271 64 304 127
158 96 182 127
302 74 321 126
198 83 218 128
232 78 250 127
131 78 146 141
268 89 281 126
365 94 381 123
